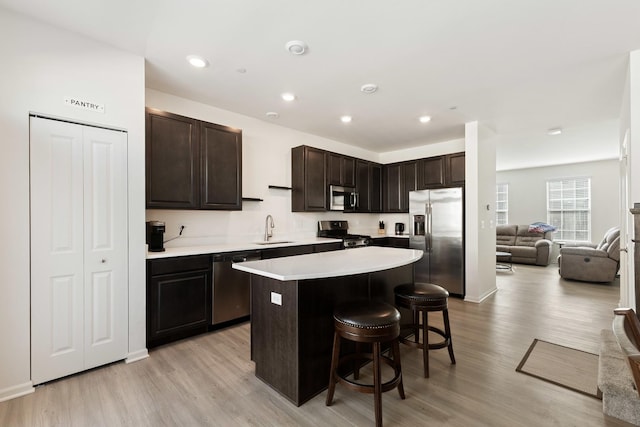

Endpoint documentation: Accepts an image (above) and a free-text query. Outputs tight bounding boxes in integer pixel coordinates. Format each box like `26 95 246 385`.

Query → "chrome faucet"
264 214 275 241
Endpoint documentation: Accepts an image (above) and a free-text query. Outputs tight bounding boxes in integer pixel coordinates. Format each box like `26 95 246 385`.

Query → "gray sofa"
496 224 554 266
558 227 620 283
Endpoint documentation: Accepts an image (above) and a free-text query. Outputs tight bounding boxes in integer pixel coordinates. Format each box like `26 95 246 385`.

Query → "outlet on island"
270 291 282 306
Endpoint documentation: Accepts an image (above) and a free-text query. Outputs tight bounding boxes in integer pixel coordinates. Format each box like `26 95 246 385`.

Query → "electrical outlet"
270 292 282 306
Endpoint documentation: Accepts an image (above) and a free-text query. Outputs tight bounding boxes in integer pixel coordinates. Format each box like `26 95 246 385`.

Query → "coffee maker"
146 221 166 252
395 222 405 235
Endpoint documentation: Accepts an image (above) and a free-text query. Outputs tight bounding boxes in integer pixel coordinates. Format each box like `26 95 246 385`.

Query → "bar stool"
326 301 405 427
394 282 456 378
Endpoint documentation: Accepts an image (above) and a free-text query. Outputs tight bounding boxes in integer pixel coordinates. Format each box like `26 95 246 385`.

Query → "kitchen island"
233 246 423 406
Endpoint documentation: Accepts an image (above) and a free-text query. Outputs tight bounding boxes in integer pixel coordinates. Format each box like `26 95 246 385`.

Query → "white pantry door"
30 116 128 384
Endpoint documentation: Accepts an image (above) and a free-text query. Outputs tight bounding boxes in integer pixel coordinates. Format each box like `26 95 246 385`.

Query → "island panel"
250 263 414 406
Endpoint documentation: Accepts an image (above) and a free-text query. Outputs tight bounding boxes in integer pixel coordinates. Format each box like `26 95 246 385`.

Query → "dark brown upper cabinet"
370 164 383 212
401 161 417 211
383 163 402 213
327 153 356 187
418 156 446 189
292 145 327 212
383 161 416 213
290 144 463 213
200 121 242 210
146 109 199 209
355 160 382 213
417 152 465 189
447 152 466 186
145 108 242 210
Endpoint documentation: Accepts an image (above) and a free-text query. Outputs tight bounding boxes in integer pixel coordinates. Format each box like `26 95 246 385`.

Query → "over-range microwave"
329 185 358 211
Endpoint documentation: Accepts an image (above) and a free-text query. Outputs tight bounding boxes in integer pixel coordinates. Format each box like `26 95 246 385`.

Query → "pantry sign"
64 97 105 113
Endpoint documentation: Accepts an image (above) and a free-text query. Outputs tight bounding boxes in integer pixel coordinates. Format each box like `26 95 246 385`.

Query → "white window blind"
546 177 591 241
496 183 508 226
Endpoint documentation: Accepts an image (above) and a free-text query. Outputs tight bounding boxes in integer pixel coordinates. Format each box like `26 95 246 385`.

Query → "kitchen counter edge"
146 237 343 259
231 246 423 281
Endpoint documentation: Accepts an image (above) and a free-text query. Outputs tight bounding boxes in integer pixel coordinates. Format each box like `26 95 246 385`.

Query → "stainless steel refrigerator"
409 187 464 296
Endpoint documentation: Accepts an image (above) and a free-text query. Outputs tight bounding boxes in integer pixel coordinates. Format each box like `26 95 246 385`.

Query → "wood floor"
1 264 634 426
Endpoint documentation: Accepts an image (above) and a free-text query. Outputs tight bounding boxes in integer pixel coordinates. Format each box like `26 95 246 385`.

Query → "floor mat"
516 338 601 399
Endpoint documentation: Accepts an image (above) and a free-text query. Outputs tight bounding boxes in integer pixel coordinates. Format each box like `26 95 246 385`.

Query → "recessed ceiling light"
547 127 562 135
360 84 378 94
266 112 279 119
419 116 432 123
281 93 296 101
285 40 308 55
236 68 247 74
341 116 352 123
186 55 209 68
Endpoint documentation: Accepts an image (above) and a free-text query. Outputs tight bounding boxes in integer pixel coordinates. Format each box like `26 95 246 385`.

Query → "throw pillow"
528 222 556 233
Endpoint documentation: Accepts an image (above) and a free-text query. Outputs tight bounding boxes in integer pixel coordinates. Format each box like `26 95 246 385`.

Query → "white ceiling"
2 0 639 167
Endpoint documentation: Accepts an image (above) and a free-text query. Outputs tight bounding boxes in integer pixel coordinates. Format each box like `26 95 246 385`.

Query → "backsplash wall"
147 208 409 248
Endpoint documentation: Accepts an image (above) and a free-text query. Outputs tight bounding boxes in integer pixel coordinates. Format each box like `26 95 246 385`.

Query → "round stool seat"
326 300 405 427
334 301 401 329
334 301 401 343
395 283 449 311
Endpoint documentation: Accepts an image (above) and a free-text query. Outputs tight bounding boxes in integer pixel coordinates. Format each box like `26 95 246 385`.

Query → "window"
496 183 508 226
547 177 591 241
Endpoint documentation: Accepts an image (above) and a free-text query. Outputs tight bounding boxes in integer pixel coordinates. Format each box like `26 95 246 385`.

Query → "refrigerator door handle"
426 203 432 252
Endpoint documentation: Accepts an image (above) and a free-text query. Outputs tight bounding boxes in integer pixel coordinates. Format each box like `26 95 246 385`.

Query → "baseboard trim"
0 382 34 403
126 349 149 364
464 286 498 303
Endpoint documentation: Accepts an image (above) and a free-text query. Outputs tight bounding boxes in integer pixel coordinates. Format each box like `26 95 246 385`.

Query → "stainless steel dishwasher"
212 251 261 325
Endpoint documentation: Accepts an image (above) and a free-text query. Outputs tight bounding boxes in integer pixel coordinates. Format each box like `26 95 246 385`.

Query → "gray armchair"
558 227 620 283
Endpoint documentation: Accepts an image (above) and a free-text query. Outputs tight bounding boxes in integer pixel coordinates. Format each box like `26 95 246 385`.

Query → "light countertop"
146 237 342 259
231 246 423 281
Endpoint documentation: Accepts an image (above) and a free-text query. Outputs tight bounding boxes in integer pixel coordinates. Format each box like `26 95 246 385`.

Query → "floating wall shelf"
242 197 263 202
268 185 292 190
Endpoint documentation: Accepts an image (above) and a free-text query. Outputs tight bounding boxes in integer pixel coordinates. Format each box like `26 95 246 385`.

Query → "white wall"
0 9 146 401
496 159 620 244
628 51 640 213
464 122 498 303
621 49 640 309
379 139 465 164
145 90 465 244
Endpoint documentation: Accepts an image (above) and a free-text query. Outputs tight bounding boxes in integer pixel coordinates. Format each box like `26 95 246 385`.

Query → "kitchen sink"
254 240 294 245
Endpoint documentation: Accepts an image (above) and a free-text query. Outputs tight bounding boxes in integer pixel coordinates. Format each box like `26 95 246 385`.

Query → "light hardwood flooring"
1 264 634 426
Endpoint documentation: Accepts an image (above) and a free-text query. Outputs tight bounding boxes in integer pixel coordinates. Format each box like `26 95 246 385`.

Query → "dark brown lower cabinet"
147 255 211 348
261 245 314 260
146 244 346 348
369 237 410 248
313 242 344 253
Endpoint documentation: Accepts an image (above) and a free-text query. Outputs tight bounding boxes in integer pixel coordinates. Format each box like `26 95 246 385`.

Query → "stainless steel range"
317 220 371 248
